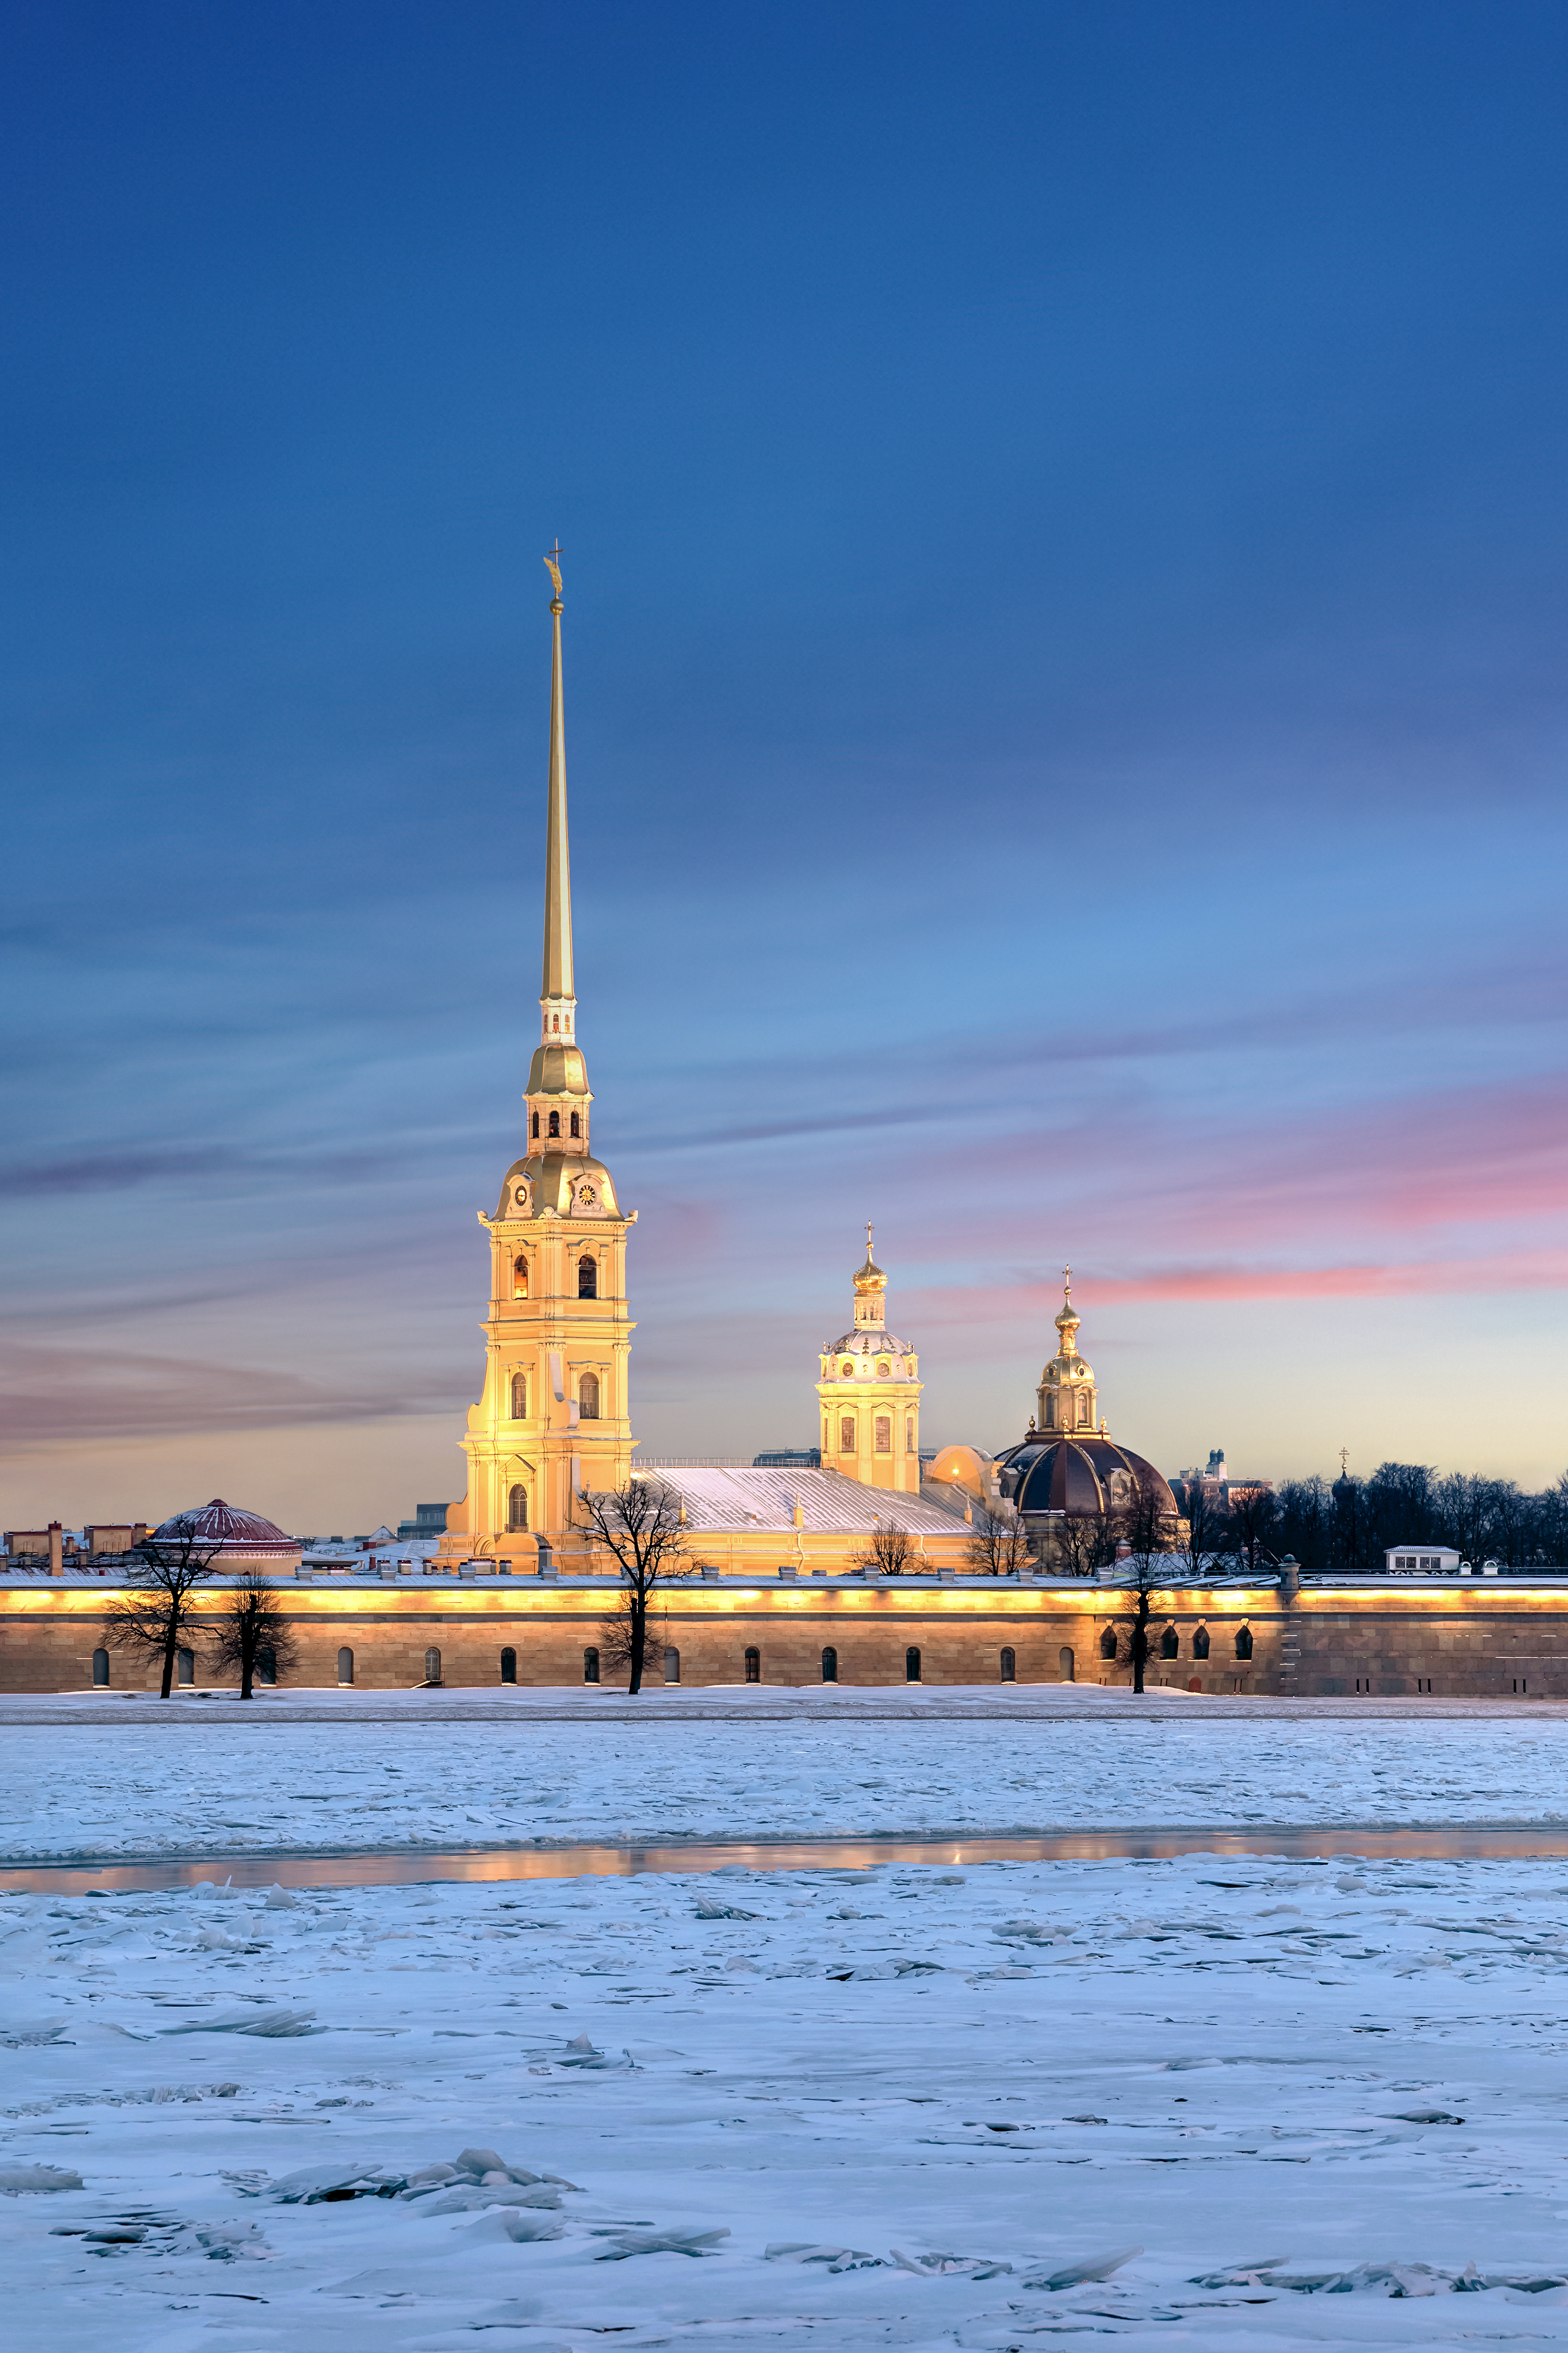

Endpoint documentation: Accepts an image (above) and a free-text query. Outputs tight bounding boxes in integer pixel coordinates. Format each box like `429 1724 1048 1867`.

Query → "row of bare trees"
101 1518 296 1698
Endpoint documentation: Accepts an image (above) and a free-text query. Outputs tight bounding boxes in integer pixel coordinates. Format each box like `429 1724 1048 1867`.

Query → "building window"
583 1646 600 1684
423 1646 442 1684
92 1647 110 1687
569 1111 580 1138
578 1254 597 1298
744 1646 760 1683
1077 1393 1091 1427
1160 1624 1179 1659
874 1415 891 1453
548 1110 561 1137
1099 1626 1118 1661
1235 1625 1253 1660
663 1646 681 1685
508 1484 529 1531
840 1417 856 1453
177 1647 194 1685
579 1370 600 1419
905 1415 915 1454
256 1646 276 1686
511 1371 528 1419
513 1257 529 1300
999 1646 1016 1682
337 1646 354 1685
531 1112 539 1138
500 1646 517 1684
1192 1624 1210 1658
877 1361 890 1378
821 1646 838 1683
1059 1645 1075 1683
1044 1396 1055 1428
905 1646 921 1683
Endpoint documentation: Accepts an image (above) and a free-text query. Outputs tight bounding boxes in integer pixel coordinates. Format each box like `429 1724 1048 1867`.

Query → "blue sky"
5 1 1568 1530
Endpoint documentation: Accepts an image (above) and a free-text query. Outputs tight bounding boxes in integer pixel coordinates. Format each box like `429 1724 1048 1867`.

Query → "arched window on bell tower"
548 1110 561 1137
513 1256 529 1300
577 1254 597 1299
570 1111 580 1138
531 1111 539 1139
507 1484 529 1531
511 1371 528 1419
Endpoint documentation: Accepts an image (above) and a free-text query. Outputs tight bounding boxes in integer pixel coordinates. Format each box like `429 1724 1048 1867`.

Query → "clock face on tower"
514 1185 530 1212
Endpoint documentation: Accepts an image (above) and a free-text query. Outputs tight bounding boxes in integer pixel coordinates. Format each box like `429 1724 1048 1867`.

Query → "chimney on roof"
48 1521 63 1578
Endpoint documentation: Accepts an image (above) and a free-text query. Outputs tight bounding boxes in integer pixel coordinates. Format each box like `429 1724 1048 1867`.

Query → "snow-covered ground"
9 1704 1568 2348
4 1696 1568 1862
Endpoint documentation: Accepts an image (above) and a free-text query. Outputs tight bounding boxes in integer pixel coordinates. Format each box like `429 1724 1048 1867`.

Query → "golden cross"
866 1220 874 1256
543 541 564 598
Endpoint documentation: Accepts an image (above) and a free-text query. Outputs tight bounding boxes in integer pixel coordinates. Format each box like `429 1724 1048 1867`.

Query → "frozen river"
7 1696 1568 2347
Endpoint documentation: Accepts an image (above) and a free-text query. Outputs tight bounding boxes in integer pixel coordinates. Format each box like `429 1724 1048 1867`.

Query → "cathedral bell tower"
1035 1270 1101 1436
441 554 636 1560
815 1230 924 1494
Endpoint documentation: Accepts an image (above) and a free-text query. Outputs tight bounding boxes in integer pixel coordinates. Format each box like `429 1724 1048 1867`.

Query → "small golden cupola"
1036 1268 1101 1435
816 1226 924 1494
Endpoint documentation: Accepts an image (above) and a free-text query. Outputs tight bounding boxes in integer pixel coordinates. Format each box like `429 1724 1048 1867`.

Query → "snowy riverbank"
5 1698 1568 1863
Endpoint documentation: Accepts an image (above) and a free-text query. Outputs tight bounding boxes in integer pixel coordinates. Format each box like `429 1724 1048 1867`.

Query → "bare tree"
850 1520 915 1577
1055 1509 1114 1579
101 1517 222 1698
1224 1485 1280 1578
1106 1480 1180 1697
207 1569 297 1700
577 1478 689 1696
1182 1479 1223 1579
966 1500 1031 1577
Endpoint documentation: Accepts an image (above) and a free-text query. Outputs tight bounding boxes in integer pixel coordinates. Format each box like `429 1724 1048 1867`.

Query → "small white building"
1385 1544 1463 1575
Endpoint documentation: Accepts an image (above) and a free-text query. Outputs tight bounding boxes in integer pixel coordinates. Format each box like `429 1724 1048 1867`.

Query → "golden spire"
540 545 575 1028
1054 1265 1080 1356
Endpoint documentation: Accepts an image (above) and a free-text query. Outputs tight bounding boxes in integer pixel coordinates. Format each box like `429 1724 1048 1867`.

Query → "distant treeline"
1262 1465 1568 1574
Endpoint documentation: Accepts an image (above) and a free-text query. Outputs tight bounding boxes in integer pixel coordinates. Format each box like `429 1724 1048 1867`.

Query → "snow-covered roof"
629 1465 965 1537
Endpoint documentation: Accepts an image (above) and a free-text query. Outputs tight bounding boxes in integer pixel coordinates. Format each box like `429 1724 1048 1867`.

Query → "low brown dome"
152 1499 296 1553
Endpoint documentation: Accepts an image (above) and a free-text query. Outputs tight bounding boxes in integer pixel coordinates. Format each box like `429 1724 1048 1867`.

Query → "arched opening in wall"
1059 1646 1075 1682
1160 1624 1179 1659
905 1415 915 1455
548 1111 561 1137
511 1371 528 1419
1235 1624 1253 1660
177 1647 194 1685
821 1646 838 1683
579 1371 600 1419
569 1111 580 1138
663 1646 681 1685
744 1646 760 1684
500 1646 517 1684
1044 1396 1055 1428
256 1646 276 1686
999 1646 1016 1682
577 1254 597 1299
1192 1624 1210 1659
423 1646 442 1685
92 1647 110 1687
337 1646 354 1686
531 1112 539 1139
508 1484 529 1531
1099 1626 1118 1661
583 1646 600 1684
1077 1393 1091 1427
839 1417 856 1455
874 1415 891 1454
905 1646 921 1683
513 1257 529 1300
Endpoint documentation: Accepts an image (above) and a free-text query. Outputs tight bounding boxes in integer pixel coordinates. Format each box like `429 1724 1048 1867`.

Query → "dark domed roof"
152 1499 297 1552
995 1439 1178 1521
